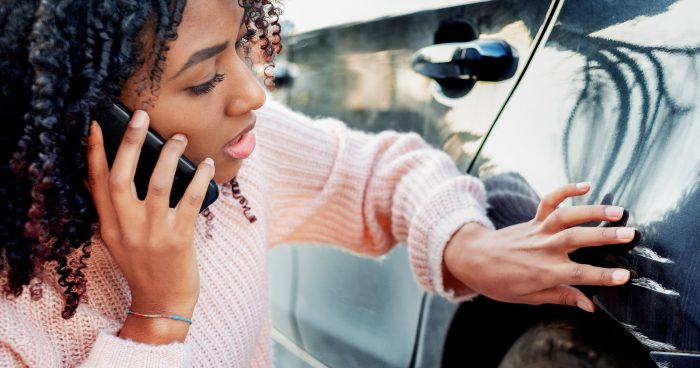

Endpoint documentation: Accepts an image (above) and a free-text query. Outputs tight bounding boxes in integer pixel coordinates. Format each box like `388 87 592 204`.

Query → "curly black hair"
0 0 282 319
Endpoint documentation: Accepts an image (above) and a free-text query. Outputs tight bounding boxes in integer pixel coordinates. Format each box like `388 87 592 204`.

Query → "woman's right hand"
85 110 215 343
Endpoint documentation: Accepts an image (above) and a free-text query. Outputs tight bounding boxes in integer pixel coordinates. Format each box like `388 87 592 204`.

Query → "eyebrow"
170 41 229 80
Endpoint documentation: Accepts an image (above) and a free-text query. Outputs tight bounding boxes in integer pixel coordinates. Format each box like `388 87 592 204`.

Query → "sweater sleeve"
0 305 190 367
78 329 191 368
0 329 190 368
256 100 495 302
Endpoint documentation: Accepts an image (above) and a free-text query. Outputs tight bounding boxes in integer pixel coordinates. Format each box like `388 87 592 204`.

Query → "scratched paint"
621 323 677 351
631 247 674 264
629 278 681 296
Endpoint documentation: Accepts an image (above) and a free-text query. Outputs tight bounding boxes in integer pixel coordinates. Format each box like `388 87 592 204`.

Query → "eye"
188 73 225 96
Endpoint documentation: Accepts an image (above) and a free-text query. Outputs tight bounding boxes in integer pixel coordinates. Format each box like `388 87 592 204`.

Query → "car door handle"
412 39 519 82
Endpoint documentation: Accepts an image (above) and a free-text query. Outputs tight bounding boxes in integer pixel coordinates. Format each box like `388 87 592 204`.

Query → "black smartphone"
93 101 219 213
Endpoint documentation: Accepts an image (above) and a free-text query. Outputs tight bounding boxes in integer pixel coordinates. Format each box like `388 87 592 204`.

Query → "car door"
269 0 555 366
470 0 700 364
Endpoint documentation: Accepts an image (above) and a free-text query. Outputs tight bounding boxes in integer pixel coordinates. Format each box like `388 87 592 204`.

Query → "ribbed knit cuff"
79 329 190 368
407 178 495 303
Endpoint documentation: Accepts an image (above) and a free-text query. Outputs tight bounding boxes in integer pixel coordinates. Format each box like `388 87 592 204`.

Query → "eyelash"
187 33 253 96
189 73 226 96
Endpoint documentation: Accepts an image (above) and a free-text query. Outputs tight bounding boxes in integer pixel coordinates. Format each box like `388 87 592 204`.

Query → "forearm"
259 100 492 249
256 101 496 300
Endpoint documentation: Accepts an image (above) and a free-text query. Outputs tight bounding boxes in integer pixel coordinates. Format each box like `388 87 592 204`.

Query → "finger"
542 205 625 232
85 121 118 229
109 110 149 206
558 262 630 286
175 157 216 228
145 133 188 216
547 226 636 252
534 182 591 222
521 285 595 313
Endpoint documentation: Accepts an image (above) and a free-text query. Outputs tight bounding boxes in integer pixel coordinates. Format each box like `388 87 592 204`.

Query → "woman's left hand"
443 182 634 313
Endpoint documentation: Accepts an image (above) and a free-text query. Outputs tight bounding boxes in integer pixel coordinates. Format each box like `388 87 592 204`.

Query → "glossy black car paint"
467 0 700 365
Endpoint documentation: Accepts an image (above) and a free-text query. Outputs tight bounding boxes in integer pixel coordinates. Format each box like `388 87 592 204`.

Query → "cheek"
119 79 204 140
147 99 221 163
149 104 242 183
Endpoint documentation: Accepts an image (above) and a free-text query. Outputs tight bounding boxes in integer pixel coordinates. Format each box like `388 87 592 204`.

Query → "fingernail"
605 206 624 219
171 133 186 142
202 157 214 167
616 227 635 240
577 300 594 313
612 269 630 283
576 182 591 190
629 269 639 280
130 110 147 128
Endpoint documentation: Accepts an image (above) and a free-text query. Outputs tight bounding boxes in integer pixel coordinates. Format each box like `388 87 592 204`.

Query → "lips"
231 120 256 144
223 118 257 160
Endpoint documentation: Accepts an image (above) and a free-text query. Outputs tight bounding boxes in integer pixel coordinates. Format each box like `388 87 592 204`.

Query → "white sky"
279 0 486 33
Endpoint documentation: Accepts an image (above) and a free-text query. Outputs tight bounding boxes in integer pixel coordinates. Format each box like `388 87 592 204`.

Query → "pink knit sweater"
0 100 494 367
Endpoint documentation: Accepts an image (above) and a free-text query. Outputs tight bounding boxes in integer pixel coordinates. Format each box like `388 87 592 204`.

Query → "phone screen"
93 102 219 212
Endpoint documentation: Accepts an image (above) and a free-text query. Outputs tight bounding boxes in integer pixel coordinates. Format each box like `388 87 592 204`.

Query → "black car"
269 1 700 366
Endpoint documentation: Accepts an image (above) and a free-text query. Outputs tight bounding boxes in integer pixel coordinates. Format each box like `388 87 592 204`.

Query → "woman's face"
119 0 266 183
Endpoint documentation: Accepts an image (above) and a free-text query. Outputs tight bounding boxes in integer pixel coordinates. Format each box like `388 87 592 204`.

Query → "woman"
0 0 636 366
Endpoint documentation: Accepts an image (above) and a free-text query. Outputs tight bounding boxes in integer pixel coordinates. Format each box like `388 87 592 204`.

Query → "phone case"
93 102 219 213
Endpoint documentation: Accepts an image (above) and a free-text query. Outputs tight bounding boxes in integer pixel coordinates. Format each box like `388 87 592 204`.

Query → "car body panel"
294 246 422 368
470 0 700 355
270 246 300 344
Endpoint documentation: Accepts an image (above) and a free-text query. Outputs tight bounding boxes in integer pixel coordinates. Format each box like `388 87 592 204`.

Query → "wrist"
443 222 492 289
118 314 191 344
128 299 196 318
118 301 196 344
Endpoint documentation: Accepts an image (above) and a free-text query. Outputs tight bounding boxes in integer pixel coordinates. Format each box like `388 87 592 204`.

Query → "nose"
225 61 267 116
